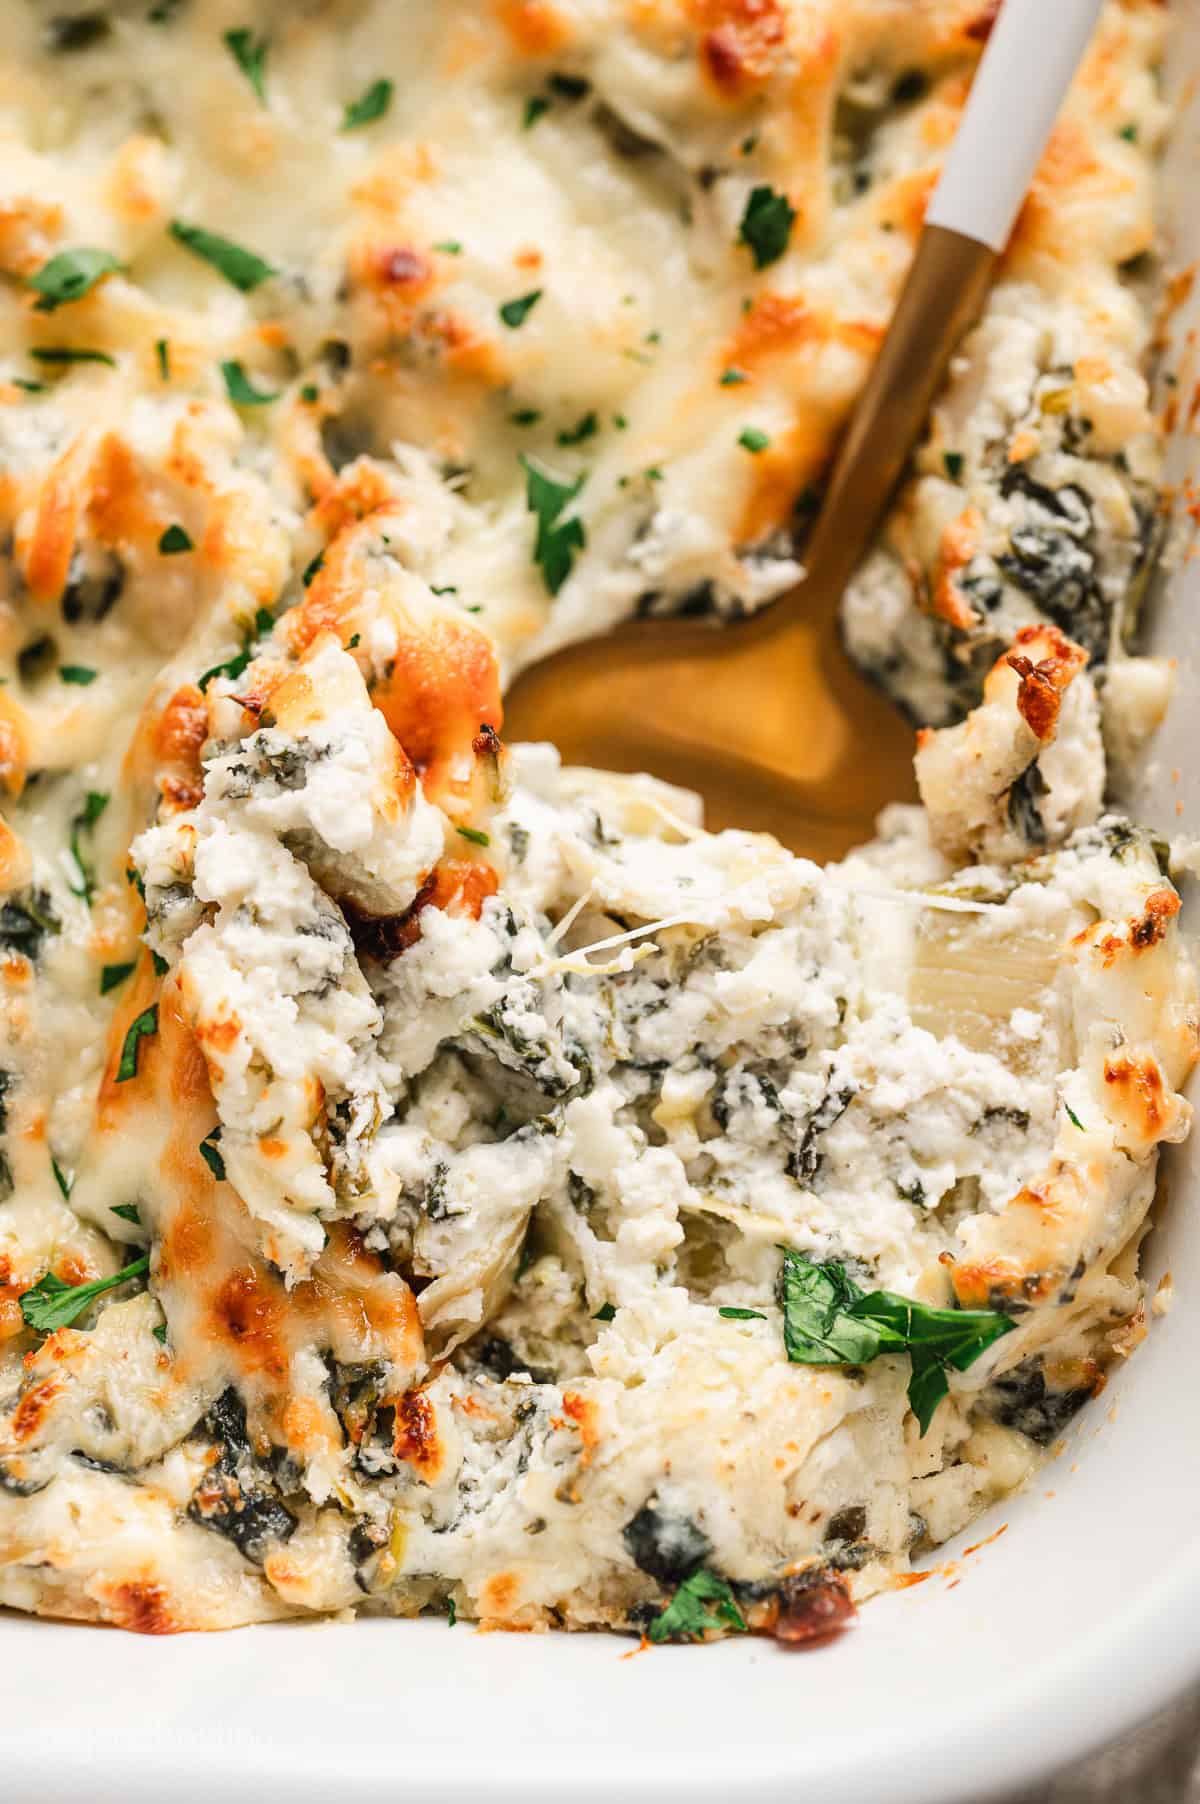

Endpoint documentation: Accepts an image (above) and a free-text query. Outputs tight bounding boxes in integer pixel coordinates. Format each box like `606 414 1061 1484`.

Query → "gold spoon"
504 0 1104 859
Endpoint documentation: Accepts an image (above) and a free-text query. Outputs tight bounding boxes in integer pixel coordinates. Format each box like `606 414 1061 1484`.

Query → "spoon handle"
794 0 1104 610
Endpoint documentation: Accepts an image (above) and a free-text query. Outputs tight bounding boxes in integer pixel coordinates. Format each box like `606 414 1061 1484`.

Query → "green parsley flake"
1119 123 1138 142
592 1302 616 1322
51 1158 73 1199
67 790 108 903
738 184 796 269
223 28 268 99
158 523 193 555
944 451 964 480
199 1128 226 1183
523 94 551 129
718 1306 767 1321
153 1322 168 1344
221 360 280 406
100 961 137 995
779 1249 1014 1435
342 77 394 131
719 367 748 386
456 825 491 847
738 426 770 453
30 347 115 368
302 551 325 588
557 410 597 446
1065 1102 1086 1132
198 649 252 693
499 289 542 329
19 1254 150 1334
510 408 541 426
116 1005 159 1083
59 665 97 685
169 221 276 292
29 247 122 313
446 1596 458 1628
156 338 170 380
520 454 585 595
648 1570 747 1644
110 1203 141 1225
300 383 319 402
433 240 462 255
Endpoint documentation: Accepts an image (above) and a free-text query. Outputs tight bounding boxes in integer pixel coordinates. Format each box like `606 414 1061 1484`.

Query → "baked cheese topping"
0 0 1193 1638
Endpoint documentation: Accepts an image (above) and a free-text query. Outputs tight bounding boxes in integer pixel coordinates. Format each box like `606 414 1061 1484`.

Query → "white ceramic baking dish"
4 20 1199 1804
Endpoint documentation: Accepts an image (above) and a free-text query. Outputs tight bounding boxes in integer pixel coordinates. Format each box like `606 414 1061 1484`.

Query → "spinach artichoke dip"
0 0 1194 1642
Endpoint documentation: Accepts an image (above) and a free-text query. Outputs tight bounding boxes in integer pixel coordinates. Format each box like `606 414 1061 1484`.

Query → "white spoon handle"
926 0 1106 251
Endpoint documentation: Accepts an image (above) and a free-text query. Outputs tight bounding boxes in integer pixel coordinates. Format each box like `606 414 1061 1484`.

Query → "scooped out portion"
1 584 1193 1636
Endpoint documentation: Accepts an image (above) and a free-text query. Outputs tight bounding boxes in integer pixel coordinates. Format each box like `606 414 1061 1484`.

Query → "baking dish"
3 18 1199 1804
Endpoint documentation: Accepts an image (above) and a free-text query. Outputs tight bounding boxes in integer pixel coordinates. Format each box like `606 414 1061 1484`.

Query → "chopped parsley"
342 76 393 131
158 523 193 555
738 184 796 269
523 94 551 129
116 1004 159 1083
58 665 97 685
720 366 748 386
520 454 585 595
169 221 276 292
67 790 108 903
51 1157 72 1199
151 951 169 977
221 359 280 406
302 550 325 588
199 1128 226 1182
433 240 462 255
30 346 115 368
110 1203 141 1225
548 72 589 99
592 1302 616 1322
718 1306 767 1321
300 383 319 402
12 378 45 393
499 289 542 329
153 1322 168 1344
19 1254 150 1334
647 1569 747 1644
1119 123 1139 143
510 408 541 426
456 825 491 847
156 338 170 380
1065 1102 1086 1132
780 1250 1014 1435
446 1596 458 1627
738 426 770 453
100 961 136 995
198 648 252 692
223 28 268 99
944 451 964 480
28 247 122 312
557 410 597 446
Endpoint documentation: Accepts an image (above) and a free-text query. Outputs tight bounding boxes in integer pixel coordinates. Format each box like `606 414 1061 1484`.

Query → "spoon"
504 0 1105 859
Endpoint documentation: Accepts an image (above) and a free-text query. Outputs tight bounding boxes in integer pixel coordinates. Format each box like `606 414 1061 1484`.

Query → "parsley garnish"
738 184 796 269
19 1254 149 1334
300 383 319 402
557 410 597 446
156 338 170 380
68 790 108 902
29 247 122 312
499 289 542 329
110 1203 141 1224
12 378 45 392
456 825 491 847
198 648 251 693
510 408 541 426
738 427 770 453
224 28 268 99
100 960 136 994
221 360 279 406
592 1302 616 1322
1065 1102 1086 1132
549 72 588 99
1119 123 1138 143
151 951 169 977
718 1306 766 1321
116 1004 158 1083
520 454 585 595
433 240 462 255
780 1250 1014 1434
159 523 193 555
30 346 115 367
944 451 964 480
446 1596 457 1627
59 664 97 685
647 1570 747 1644
153 1322 168 1344
169 221 275 292
523 94 551 129
199 1127 226 1182
51 1157 72 1199
720 367 747 386
302 550 324 588
342 76 393 131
